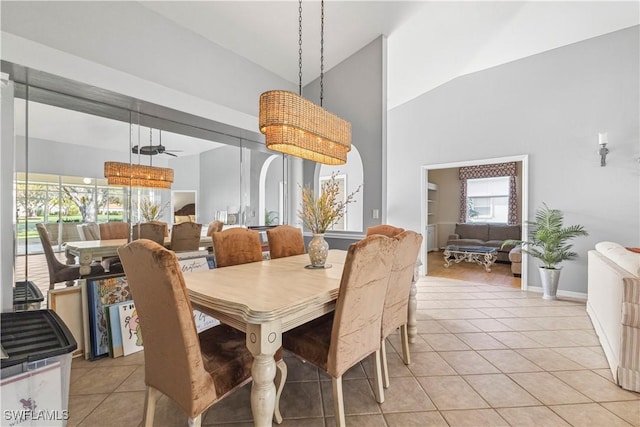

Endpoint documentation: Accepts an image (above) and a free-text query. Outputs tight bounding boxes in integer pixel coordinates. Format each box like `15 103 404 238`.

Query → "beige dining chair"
366 224 405 237
77 222 100 240
206 220 224 237
266 225 305 259
132 222 166 245
170 222 203 252
117 239 285 426
211 228 263 267
380 230 423 388
36 223 105 289
99 221 129 240
281 234 397 427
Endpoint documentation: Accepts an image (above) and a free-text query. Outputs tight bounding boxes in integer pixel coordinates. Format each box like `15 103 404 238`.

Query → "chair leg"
143 386 160 427
187 415 202 427
380 338 390 388
372 349 385 404
273 358 287 424
332 376 346 427
400 323 411 365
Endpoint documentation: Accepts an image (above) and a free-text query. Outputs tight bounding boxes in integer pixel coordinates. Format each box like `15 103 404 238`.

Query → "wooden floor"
426 249 521 289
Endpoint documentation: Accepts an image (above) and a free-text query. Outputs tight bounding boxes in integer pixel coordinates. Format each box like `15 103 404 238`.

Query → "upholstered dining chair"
266 225 305 259
211 228 263 267
98 221 129 240
206 220 224 237
77 222 100 240
116 239 274 426
132 222 166 245
366 224 405 237
36 223 105 290
281 234 397 427
170 222 203 252
379 230 423 388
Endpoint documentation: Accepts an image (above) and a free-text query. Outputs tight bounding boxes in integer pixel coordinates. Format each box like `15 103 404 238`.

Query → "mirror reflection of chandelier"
104 124 174 189
259 0 351 165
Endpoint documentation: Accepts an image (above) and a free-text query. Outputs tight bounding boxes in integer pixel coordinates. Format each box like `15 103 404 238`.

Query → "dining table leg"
246 320 281 427
407 263 419 343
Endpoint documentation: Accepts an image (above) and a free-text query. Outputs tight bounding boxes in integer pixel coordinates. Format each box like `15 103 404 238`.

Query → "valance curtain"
459 162 518 225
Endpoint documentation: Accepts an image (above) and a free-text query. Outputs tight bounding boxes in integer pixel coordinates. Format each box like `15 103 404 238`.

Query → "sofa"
587 241 640 392
446 223 521 263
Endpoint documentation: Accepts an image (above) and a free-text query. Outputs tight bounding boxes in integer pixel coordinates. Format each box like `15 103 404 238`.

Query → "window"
466 176 509 223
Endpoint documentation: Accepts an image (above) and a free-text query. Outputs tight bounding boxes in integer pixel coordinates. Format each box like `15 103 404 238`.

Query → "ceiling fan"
132 130 182 157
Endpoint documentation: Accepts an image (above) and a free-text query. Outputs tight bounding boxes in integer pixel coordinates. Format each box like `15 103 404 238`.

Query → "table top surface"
445 245 498 254
65 235 213 251
184 250 347 323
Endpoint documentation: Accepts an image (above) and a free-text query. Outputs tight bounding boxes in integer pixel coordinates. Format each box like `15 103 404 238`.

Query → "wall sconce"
598 132 609 167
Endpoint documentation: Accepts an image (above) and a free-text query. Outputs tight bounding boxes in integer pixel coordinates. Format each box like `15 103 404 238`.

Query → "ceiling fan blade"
164 152 178 157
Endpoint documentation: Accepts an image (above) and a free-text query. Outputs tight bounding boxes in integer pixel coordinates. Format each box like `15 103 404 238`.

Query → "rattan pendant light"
105 125 174 189
259 0 351 165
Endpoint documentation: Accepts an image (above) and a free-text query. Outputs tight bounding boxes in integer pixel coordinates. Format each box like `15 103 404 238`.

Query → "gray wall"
303 36 386 233
198 146 241 226
388 26 640 294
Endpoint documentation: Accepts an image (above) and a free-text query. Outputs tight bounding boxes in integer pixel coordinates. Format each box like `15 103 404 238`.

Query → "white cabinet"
426 182 437 251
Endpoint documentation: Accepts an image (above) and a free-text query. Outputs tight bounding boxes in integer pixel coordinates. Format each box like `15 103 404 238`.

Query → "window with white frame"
466 176 509 223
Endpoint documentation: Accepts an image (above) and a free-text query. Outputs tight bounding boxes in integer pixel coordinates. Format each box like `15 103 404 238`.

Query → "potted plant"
503 203 588 300
298 173 361 267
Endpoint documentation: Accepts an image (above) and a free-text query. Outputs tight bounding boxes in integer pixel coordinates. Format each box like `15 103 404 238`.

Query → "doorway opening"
420 155 529 290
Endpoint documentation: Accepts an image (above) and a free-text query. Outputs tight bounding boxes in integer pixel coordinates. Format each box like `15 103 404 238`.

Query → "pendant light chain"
320 0 324 107
298 0 303 96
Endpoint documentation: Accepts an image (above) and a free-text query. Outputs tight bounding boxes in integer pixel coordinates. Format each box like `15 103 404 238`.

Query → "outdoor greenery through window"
466 176 509 223
16 172 126 253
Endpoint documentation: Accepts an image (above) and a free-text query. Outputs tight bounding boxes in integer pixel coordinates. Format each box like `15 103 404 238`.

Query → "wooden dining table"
64 236 213 275
184 249 347 427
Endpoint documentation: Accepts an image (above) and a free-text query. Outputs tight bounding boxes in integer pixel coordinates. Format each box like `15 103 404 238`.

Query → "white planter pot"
538 266 562 300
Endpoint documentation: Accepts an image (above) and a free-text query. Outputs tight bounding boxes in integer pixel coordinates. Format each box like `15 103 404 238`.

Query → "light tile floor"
64 276 639 426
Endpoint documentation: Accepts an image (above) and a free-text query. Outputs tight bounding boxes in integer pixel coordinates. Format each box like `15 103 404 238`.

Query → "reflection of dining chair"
366 224 405 237
98 222 129 272
98 222 129 240
117 239 277 426
36 223 105 290
206 220 224 237
266 225 305 259
380 230 423 388
170 222 203 252
212 228 263 267
148 220 169 237
77 222 100 240
282 235 397 427
132 223 166 245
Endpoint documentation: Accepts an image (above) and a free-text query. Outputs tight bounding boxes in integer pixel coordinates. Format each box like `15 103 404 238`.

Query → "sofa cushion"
455 223 489 241
488 224 521 241
595 241 640 277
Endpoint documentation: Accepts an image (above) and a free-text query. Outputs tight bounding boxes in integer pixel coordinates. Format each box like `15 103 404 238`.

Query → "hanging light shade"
104 161 173 189
259 90 351 165
259 0 351 165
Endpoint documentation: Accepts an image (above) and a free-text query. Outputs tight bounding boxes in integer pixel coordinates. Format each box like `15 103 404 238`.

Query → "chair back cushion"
99 222 129 240
117 240 216 414
266 225 305 259
327 234 396 377
170 222 203 252
381 231 423 339
133 222 166 245
212 228 263 267
366 224 405 237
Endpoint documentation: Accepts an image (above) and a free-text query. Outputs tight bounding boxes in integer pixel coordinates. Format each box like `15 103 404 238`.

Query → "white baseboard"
526 286 587 301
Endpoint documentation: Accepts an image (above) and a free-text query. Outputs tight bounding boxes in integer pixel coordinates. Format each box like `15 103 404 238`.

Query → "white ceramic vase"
308 233 329 267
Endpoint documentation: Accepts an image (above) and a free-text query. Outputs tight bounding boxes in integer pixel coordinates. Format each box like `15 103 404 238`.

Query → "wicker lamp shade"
259 90 351 165
104 161 173 189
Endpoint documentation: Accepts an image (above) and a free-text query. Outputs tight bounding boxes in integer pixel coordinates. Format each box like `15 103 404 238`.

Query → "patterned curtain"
459 162 518 225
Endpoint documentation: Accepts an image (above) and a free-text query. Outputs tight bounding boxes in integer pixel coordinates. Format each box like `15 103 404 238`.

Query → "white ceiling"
13 1 639 156
142 1 639 109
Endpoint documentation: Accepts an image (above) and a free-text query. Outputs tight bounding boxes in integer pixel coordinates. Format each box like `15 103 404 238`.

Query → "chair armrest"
447 234 460 240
